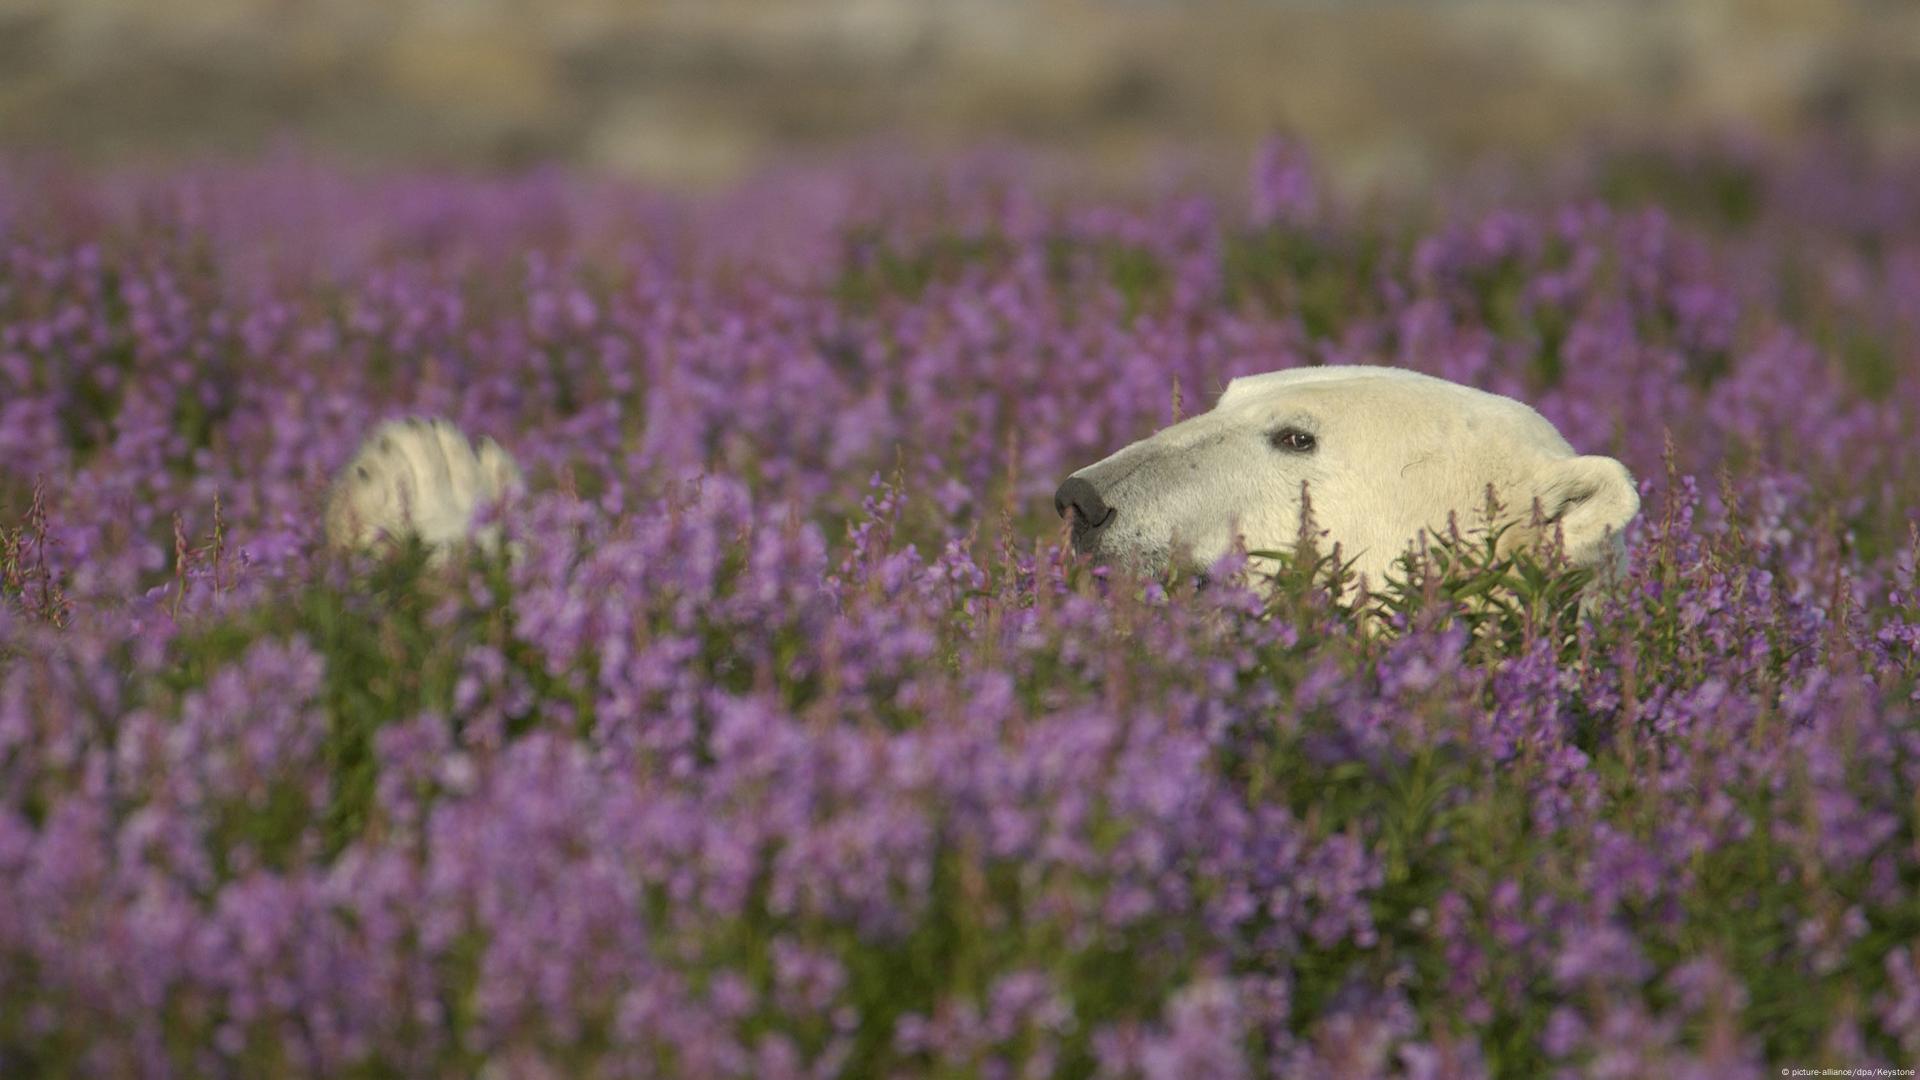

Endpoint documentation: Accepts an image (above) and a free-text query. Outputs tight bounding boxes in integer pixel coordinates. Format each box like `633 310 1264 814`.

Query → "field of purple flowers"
3 140 1919 1077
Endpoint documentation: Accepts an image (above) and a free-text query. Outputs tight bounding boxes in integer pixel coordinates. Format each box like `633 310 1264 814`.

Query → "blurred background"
3 0 1917 191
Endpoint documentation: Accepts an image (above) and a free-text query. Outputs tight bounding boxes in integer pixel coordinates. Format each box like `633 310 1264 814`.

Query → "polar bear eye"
1268 427 1317 453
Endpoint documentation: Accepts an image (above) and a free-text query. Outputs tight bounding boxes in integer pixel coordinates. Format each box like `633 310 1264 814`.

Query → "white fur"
325 418 523 554
327 369 1639 588
1059 366 1638 585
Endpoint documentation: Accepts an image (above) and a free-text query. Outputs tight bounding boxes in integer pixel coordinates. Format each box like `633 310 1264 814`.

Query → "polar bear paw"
325 418 523 555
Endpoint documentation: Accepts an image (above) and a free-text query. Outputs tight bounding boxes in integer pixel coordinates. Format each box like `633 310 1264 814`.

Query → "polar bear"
1052 366 1639 586
326 367 1638 590
324 418 523 554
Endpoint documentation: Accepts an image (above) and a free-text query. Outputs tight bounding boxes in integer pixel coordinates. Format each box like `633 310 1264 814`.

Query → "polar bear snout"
1053 476 1116 553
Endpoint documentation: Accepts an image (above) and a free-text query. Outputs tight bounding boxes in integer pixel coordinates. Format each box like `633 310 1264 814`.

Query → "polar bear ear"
1527 455 1639 569
475 436 525 500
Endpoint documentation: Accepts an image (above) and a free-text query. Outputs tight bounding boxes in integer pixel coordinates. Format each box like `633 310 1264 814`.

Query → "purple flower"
4 141 1920 1074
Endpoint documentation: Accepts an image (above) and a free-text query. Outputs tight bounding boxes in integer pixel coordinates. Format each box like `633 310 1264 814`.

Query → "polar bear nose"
1054 477 1115 532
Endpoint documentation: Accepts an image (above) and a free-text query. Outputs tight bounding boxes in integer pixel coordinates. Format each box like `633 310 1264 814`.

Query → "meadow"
3 140 1919 1077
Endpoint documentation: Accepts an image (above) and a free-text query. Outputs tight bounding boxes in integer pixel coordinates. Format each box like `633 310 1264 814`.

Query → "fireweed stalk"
2 141 1919 1077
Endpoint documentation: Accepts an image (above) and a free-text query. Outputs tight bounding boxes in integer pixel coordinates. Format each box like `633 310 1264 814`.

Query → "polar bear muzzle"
1053 476 1117 554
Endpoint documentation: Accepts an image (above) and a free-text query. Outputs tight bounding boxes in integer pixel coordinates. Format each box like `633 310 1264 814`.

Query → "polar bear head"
1052 366 1638 586
325 417 523 556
